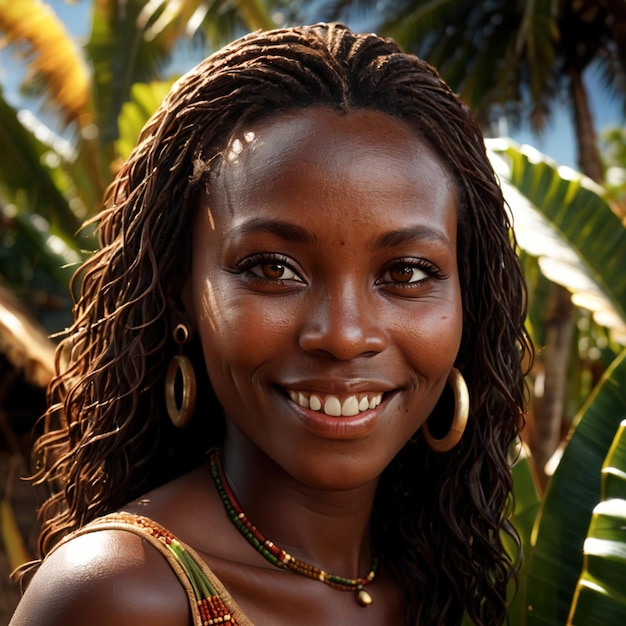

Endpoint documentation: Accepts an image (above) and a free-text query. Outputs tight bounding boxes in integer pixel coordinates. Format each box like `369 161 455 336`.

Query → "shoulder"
9 525 191 626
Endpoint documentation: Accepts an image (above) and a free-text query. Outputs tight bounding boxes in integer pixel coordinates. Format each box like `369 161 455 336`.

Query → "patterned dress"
51 512 254 626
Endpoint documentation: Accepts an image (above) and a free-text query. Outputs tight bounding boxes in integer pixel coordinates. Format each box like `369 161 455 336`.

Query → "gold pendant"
357 588 373 606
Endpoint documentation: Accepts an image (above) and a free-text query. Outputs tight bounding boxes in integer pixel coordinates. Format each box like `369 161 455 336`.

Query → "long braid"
25 24 531 625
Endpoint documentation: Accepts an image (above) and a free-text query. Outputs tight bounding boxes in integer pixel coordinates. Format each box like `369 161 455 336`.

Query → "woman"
10 23 531 626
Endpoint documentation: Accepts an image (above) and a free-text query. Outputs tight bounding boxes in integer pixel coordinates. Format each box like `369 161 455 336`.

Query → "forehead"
203 107 458 227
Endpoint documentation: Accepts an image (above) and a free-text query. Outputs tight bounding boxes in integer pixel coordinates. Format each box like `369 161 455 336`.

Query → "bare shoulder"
9 527 191 626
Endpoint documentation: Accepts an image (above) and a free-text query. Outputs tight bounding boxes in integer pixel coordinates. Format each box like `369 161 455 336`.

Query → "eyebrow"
372 226 453 250
226 218 318 245
225 218 451 250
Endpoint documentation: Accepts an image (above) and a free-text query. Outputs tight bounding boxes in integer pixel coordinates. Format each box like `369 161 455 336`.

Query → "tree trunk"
530 65 603 487
570 66 604 183
531 283 574 489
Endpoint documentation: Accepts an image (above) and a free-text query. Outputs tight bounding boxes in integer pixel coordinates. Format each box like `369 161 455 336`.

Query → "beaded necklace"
208 449 378 607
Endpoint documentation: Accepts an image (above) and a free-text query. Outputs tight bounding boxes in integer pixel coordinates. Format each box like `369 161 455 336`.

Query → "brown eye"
389 265 415 283
247 260 300 281
263 263 287 279
380 262 429 285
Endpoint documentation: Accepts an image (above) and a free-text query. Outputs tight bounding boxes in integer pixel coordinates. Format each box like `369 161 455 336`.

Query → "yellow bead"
357 589 373 606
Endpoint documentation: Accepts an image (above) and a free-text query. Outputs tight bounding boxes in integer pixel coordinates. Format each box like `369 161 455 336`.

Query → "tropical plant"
488 139 626 625
504 354 626 626
568 417 626 624
601 125 626 218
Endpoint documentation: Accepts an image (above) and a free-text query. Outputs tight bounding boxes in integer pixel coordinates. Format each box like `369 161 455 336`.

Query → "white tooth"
289 390 298 402
324 396 342 417
298 392 310 409
368 396 377 409
359 397 369 412
310 395 322 411
376 395 382 406
341 396 359 417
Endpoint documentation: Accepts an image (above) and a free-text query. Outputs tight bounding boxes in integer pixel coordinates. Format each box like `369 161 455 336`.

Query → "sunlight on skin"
207 208 216 232
200 275 220 333
61 534 124 568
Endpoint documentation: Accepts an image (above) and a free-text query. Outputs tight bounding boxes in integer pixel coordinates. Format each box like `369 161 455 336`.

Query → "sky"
509 64 623 170
1 0 623 170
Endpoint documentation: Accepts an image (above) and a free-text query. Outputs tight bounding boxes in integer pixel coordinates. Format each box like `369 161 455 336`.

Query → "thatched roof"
0 285 55 388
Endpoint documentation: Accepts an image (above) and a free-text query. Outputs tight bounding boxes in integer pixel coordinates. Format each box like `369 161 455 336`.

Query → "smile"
288 390 383 417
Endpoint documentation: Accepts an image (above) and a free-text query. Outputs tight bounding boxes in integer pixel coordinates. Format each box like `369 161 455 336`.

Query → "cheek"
193 277 296 366
399 297 463 360
434 278 464 349
444 296 464 349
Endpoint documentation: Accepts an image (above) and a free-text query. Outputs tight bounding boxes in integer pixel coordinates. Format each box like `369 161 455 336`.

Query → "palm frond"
232 0 277 31
116 80 173 160
0 88 81 238
137 0 210 45
0 0 92 129
87 0 181 145
140 0 280 49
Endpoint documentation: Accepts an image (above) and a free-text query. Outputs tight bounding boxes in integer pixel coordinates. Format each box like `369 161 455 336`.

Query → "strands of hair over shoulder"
22 23 532 626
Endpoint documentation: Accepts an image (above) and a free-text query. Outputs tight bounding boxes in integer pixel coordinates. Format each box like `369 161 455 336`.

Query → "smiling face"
186 107 463 489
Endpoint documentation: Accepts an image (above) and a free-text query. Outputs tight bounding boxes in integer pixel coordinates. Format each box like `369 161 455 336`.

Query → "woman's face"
187 106 463 489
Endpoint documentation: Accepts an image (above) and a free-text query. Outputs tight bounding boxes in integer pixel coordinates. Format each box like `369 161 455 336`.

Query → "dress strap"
50 512 251 626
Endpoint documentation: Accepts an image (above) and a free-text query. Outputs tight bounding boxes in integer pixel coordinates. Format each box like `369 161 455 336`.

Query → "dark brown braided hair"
24 23 532 626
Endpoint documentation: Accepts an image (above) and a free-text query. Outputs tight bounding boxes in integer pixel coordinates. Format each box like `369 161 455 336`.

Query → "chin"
280 444 394 492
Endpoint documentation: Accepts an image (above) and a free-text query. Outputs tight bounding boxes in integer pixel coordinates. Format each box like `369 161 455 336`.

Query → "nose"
298 283 388 360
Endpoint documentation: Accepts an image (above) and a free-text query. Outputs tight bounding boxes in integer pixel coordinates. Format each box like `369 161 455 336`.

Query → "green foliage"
491 140 626 625
116 81 174 160
523 351 626 625
568 419 626 625
507 450 541 625
0 88 81 237
488 139 626 332
86 0 180 147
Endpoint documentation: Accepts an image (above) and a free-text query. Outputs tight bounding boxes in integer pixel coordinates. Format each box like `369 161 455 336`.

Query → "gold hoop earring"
422 368 469 453
165 324 196 428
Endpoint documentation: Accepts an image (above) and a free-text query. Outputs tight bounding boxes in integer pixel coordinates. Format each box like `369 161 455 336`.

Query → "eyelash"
377 258 441 288
236 253 303 284
235 254 442 288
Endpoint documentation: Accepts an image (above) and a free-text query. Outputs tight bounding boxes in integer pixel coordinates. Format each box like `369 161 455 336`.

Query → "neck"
219 429 379 579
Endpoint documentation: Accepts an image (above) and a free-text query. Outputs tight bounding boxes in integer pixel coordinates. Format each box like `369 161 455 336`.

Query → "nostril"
298 292 387 359
298 324 385 359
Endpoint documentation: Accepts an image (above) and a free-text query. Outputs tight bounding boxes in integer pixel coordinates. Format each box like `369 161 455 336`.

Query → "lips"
288 390 383 417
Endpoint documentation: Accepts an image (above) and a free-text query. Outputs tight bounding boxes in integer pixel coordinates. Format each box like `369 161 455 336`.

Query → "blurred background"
1 1 626 624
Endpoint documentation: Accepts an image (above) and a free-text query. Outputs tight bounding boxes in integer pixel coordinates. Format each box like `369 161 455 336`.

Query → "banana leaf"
522 349 626 625
567 420 626 625
506 445 542 626
487 139 626 340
